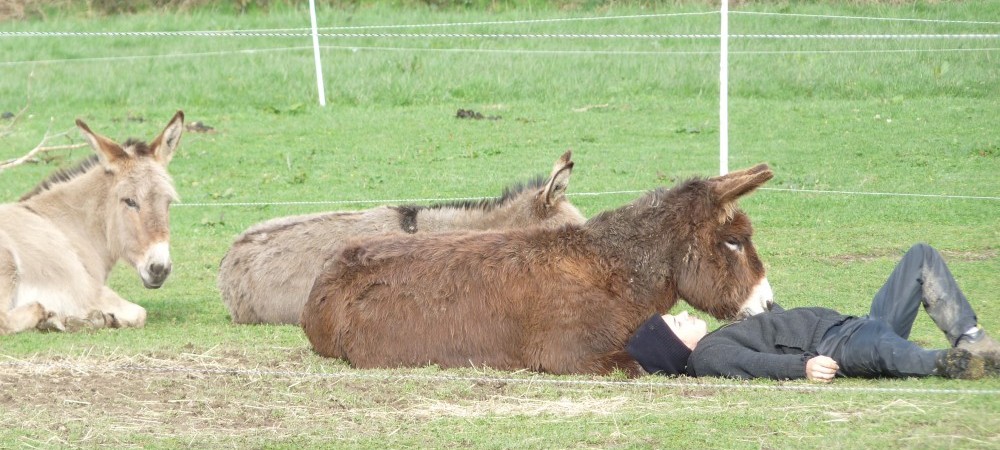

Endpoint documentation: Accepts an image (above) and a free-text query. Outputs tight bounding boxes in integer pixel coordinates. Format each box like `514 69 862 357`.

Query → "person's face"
662 311 708 350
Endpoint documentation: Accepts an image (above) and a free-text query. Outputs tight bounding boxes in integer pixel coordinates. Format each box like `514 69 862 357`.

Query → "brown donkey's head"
670 163 774 320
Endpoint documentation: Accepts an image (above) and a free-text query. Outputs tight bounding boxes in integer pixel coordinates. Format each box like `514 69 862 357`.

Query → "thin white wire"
2 10 994 37
0 30 708 38
0 31 709 38
171 188 999 208
760 188 1000 201
735 33 1000 39
2 361 997 396
733 11 1000 26
124 11 717 34
316 11 718 31
2 31 1000 39
325 44 1000 56
730 47 1000 55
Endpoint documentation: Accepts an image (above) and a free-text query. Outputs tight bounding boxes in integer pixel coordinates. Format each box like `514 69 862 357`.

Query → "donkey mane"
234 175 552 243
419 175 548 212
18 154 102 202
585 177 708 227
18 138 158 202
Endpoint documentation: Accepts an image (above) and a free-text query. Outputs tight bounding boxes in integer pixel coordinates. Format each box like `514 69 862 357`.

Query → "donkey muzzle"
139 242 172 289
143 262 172 289
737 277 774 319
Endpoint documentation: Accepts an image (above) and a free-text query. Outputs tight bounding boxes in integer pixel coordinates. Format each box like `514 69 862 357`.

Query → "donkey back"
218 151 584 325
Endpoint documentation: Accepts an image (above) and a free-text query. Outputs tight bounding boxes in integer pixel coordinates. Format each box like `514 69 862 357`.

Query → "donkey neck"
585 191 670 252
20 167 118 275
582 190 682 306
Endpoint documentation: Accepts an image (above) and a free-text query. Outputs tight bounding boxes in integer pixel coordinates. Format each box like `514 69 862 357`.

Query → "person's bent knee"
906 242 937 261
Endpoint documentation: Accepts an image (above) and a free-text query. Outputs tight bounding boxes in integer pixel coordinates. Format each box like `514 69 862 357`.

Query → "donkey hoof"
106 312 122 329
84 310 115 328
36 314 66 332
64 316 91 332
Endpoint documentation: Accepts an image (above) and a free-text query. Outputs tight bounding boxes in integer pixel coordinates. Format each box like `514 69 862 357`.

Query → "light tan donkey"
218 151 585 325
0 111 184 334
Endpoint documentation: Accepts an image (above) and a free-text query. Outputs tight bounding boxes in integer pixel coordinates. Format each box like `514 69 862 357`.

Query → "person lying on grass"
626 243 1000 381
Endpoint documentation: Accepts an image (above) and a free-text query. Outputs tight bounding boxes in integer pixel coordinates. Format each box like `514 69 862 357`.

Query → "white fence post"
308 0 327 107
719 0 729 175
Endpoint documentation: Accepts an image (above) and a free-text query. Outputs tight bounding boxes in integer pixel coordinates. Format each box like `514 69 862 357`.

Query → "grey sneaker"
935 348 986 380
957 329 1000 362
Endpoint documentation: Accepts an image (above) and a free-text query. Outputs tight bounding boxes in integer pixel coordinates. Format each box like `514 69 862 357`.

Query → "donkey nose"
145 262 172 288
149 262 171 278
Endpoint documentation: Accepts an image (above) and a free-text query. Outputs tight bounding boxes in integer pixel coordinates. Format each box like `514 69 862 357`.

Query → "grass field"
1 1 998 448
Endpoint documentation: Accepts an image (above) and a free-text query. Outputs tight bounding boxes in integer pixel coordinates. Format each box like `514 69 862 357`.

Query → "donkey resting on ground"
0 112 184 334
302 164 776 376
218 151 585 325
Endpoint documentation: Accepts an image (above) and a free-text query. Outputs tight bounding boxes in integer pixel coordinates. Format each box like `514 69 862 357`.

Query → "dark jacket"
629 306 852 380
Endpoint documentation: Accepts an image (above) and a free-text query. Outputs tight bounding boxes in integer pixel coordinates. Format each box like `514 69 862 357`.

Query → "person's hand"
806 355 839 382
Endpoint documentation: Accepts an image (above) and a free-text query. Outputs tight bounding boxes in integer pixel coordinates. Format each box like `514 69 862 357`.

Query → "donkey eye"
123 198 139 209
724 240 742 252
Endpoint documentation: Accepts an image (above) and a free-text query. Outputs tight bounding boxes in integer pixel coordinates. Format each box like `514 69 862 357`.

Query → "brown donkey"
218 151 584 325
0 112 183 334
302 164 775 376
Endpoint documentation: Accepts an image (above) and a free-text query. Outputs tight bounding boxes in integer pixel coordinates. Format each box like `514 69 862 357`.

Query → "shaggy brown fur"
302 164 775 376
218 151 585 325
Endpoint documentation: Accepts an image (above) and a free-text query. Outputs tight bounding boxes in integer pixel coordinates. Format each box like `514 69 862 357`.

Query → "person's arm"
688 338 811 380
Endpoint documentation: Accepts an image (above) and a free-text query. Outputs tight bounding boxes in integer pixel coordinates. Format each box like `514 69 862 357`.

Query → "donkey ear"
149 110 185 166
76 118 128 168
712 163 771 181
542 150 574 206
710 163 773 205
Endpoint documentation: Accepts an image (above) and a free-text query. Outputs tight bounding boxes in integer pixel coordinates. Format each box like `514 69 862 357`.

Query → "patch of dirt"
455 109 501 121
826 248 901 263
938 248 999 262
185 121 215 133
827 248 997 264
0 354 684 445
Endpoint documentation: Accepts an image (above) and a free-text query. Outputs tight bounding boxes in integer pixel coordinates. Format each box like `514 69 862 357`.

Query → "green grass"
1 1 999 448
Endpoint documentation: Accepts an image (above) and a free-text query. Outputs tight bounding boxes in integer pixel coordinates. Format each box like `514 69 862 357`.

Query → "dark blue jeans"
816 244 979 378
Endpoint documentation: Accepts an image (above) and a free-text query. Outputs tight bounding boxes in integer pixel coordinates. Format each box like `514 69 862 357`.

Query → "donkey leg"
1 303 48 335
0 244 47 334
37 309 119 333
96 286 147 328
60 310 118 332
590 350 646 378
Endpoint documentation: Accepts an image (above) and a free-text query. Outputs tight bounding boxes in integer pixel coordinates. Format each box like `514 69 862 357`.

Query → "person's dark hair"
626 316 692 375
